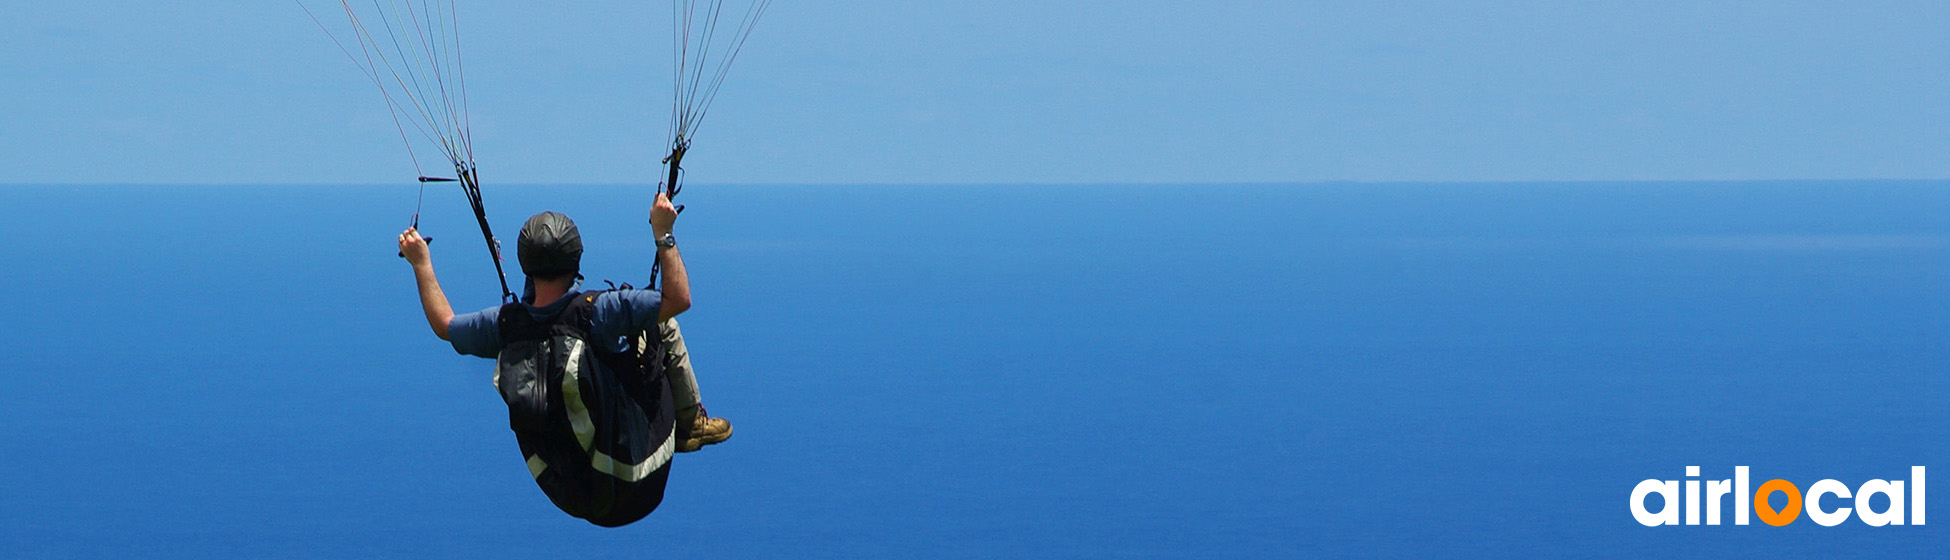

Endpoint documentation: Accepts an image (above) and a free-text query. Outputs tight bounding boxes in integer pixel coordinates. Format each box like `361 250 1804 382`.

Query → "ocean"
0 182 1943 557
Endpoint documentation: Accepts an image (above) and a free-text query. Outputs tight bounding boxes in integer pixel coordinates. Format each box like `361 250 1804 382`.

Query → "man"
397 192 730 526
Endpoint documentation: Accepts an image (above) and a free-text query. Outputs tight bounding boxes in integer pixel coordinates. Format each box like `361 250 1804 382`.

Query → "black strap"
649 141 688 289
457 164 516 303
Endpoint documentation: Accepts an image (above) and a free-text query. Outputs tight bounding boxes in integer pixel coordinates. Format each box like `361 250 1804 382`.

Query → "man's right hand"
399 227 432 266
651 192 678 237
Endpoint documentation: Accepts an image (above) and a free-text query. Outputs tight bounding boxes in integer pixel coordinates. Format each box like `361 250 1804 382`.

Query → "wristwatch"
656 233 678 249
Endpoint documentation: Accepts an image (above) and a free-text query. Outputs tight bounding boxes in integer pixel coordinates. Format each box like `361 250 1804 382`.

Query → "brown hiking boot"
677 404 732 453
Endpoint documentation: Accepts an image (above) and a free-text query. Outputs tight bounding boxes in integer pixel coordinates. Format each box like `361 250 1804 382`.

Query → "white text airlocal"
1630 466 1925 527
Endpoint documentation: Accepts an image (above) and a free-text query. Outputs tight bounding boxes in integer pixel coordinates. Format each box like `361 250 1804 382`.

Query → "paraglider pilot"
397 192 731 526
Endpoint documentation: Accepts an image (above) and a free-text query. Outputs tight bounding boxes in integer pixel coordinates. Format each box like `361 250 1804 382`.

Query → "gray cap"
517 211 583 278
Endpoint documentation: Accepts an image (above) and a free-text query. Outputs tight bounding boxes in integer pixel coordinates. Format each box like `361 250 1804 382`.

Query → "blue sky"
1 1 1946 185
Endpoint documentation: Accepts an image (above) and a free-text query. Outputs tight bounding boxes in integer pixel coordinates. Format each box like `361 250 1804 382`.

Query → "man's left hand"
399 227 432 266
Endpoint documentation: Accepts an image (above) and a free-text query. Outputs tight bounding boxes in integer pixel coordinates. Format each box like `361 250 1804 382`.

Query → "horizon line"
2 178 1946 188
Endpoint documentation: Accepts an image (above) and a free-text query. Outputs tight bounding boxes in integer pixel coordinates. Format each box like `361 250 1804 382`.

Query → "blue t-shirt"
448 289 664 358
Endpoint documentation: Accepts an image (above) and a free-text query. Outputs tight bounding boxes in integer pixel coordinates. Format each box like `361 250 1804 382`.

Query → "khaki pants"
654 318 702 412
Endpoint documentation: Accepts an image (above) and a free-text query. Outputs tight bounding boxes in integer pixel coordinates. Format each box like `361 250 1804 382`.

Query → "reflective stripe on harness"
553 339 675 482
592 432 675 483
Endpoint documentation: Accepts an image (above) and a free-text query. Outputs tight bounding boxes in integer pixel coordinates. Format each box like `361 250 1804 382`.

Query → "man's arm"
400 227 456 341
651 192 692 322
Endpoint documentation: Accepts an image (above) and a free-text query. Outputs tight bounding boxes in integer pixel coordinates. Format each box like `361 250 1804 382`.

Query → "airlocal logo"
1631 466 1925 527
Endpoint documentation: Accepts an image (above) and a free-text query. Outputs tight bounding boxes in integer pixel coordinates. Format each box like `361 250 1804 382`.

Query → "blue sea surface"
0 182 1943 557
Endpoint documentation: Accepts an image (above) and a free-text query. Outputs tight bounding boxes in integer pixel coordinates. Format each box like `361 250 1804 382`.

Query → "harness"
494 291 676 526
